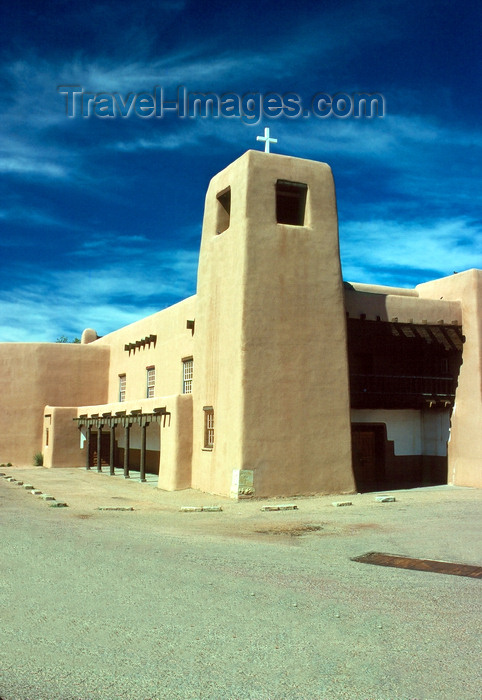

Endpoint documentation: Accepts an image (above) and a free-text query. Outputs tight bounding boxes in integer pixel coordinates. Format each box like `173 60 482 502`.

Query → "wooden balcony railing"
350 374 456 400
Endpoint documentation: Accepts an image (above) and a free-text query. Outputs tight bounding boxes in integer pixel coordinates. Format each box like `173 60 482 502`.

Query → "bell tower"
192 149 355 498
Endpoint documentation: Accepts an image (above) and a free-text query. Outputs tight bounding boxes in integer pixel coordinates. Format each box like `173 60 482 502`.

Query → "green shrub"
33 453 43 466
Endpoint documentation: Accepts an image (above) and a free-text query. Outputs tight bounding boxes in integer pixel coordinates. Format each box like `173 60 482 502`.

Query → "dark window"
276 180 307 226
216 187 231 234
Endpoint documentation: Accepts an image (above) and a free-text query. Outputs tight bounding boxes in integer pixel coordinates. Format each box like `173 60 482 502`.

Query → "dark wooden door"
351 425 385 491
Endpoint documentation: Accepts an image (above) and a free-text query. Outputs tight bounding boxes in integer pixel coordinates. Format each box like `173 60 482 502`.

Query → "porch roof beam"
73 407 168 428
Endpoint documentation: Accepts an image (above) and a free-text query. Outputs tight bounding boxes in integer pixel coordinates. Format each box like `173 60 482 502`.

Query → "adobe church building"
0 150 480 498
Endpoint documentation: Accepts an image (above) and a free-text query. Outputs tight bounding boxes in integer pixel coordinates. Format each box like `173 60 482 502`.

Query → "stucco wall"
241 152 354 496
192 152 250 496
193 150 355 497
92 296 196 404
41 298 195 476
44 406 84 468
345 288 462 325
157 394 193 491
417 270 482 486
0 343 109 466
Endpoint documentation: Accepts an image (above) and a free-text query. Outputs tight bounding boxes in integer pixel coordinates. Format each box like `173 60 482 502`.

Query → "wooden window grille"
119 374 126 402
183 359 193 394
204 407 214 448
146 367 156 398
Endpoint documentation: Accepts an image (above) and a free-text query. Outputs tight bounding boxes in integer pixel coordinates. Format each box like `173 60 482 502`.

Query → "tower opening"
276 180 307 226
216 187 231 233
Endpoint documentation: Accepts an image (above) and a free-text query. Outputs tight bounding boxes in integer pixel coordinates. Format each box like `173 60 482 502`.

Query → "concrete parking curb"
180 506 223 512
261 504 298 511
98 506 135 511
2 474 68 508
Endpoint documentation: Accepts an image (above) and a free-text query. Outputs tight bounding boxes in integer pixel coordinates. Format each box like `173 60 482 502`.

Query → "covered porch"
74 408 168 482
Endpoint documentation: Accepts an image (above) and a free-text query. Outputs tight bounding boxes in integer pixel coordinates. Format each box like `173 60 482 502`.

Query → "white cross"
256 127 277 153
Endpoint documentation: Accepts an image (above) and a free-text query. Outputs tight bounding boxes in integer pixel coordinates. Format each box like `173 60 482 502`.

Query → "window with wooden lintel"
276 180 307 226
203 407 214 449
216 187 231 234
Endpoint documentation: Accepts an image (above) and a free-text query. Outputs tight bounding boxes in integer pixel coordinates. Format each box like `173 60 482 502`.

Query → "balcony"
350 374 457 409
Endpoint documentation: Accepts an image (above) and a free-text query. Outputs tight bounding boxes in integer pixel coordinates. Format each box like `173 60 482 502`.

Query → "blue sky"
1 0 480 342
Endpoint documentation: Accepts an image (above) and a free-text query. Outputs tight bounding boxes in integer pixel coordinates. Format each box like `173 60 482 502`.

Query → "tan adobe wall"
156 394 193 491
43 297 195 481
416 269 482 487
345 289 462 325
92 296 196 404
193 150 355 497
0 343 109 466
346 283 418 297
192 153 249 496
241 152 354 496
44 406 84 468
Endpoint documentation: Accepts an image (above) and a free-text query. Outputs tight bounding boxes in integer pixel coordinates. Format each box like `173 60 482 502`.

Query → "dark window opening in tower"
216 187 231 233
276 180 307 226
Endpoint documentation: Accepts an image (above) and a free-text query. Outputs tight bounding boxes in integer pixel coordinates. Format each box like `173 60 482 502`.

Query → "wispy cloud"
72 232 150 254
340 216 482 285
0 247 199 342
273 114 482 159
1 0 409 138
0 156 67 178
0 207 70 233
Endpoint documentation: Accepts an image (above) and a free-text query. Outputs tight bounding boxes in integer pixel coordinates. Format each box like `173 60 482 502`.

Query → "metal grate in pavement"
351 551 482 579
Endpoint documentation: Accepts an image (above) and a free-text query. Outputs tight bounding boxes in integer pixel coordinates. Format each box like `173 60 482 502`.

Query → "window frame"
146 366 156 399
119 374 126 402
182 357 193 394
203 406 214 449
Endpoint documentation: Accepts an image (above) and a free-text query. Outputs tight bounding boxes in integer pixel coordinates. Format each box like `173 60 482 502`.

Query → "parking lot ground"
1 468 481 700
